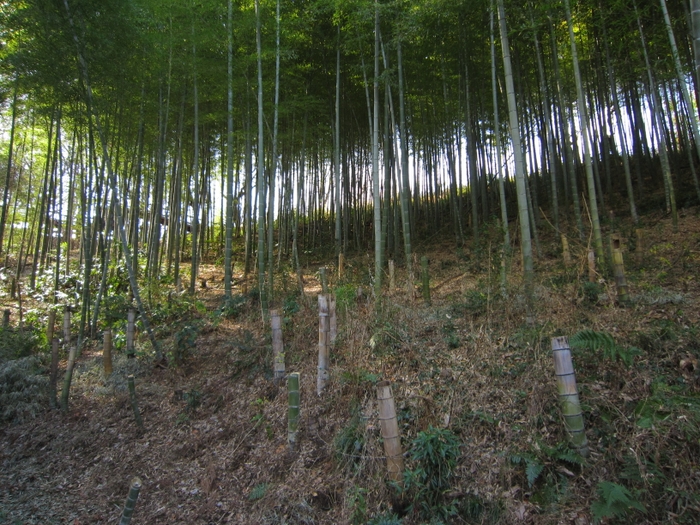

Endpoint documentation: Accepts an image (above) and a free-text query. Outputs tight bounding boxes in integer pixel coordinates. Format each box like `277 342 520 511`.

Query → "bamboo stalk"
551 337 589 457
103 329 113 378
338 253 344 280
319 267 328 294
317 294 330 395
271 309 285 383
376 380 404 483
587 250 596 283
287 372 300 450
3 309 9 328
561 234 571 267
118 477 142 525
126 309 136 358
63 307 71 345
389 259 395 291
60 345 77 412
612 238 629 304
421 256 431 304
329 295 337 346
46 309 56 344
49 338 59 409
128 375 144 430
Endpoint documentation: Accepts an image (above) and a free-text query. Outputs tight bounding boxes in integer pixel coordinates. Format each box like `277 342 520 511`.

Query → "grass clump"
0 355 48 424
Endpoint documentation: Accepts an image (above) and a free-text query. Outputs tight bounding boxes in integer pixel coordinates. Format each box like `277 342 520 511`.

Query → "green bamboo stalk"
49 338 59 409
128 375 144 430
421 256 431 305
103 329 113 378
60 345 77 412
287 372 300 450
118 477 142 525
551 337 589 457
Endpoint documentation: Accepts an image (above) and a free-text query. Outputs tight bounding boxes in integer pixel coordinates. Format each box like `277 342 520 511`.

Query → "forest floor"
1 209 700 525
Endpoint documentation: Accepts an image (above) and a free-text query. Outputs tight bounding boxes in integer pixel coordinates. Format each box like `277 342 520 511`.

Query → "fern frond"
248 483 269 501
570 330 616 353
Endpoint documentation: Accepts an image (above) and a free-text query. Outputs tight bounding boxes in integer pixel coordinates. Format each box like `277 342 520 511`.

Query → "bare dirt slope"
2 211 700 525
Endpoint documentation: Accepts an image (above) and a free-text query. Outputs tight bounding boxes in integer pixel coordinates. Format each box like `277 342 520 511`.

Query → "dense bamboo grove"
0 0 698 330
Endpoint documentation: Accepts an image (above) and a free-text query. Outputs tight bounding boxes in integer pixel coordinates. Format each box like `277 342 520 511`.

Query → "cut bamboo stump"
63 307 71 345
287 372 300 450
271 309 285 383
60 346 77 412
49 339 59 409
561 234 571 267
127 309 136 358
612 238 629 305
551 337 589 457
587 250 596 283
103 330 113 378
389 259 395 291
421 256 431 305
317 295 330 396
376 381 404 484
329 295 337 346
118 477 142 525
46 309 56 344
338 253 345 280
128 375 144 430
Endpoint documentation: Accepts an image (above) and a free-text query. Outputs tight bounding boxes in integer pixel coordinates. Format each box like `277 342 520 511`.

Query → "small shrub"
403 426 461 519
171 322 201 365
591 481 646 523
570 329 642 367
367 513 402 525
249 483 269 501
0 325 45 362
334 407 366 471
581 281 603 304
0 355 48 424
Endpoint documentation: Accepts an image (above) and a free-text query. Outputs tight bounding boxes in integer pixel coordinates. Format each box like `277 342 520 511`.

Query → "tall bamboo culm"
46 309 56 344
287 372 300 450
49 338 59 409
271 309 285 383
317 295 330 395
127 309 136 358
551 337 589 457
376 381 404 483
103 329 113 378
63 307 71 345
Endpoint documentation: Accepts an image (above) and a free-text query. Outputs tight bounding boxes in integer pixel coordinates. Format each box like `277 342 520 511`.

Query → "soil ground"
2 210 700 524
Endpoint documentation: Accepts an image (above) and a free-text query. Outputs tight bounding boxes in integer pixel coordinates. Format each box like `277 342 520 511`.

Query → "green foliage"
367 513 402 525
334 406 366 472
510 454 544 488
0 325 45 362
510 441 584 496
334 284 356 314
442 321 460 349
0 355 48 424
347 486 367 525
403 426 461 519
457 495 503 523
590 481 646 523
248 483 269 501
102 294 131 328
581 281 603 305
171 322 201 365
183 389 202 412
570 329 642 367
217 294 248 318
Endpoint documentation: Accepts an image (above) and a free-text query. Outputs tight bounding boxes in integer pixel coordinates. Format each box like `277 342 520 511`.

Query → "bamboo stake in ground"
317 294 330 395
329 295 337 346
46 309 56 344
561 234 571 267
551 336 589 457
63 307 71 345
376 380 404 484
49 338 59 409
127 375 144 430
118 477 142 525
389 259 395 291
587 250 596 283
287 372 300 450
612 238 629 304
271 309 285 383
60 345 77 412
126 309 136 358
103 329 113 378
421 256 431 304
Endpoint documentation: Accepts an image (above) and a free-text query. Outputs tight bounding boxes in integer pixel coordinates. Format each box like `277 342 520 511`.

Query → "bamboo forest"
2 0 700 523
